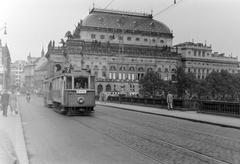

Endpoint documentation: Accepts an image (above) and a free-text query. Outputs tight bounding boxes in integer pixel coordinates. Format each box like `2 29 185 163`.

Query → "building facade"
10 60 26 88
175 42 239 79
46 8 239 96
23 53 40 91
0 40 11 90
46 8 180 96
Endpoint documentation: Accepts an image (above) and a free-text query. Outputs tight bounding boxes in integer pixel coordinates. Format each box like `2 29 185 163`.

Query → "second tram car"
43 69 95 115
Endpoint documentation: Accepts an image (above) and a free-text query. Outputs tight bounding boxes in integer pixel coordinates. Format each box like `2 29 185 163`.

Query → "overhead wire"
104 0 115 9
153 0 184 17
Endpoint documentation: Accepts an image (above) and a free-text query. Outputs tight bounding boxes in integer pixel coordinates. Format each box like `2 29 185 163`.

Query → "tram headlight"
77 97 84 104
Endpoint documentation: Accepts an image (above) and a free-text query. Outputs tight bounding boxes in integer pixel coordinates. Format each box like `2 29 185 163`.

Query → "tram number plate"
76 89 86 94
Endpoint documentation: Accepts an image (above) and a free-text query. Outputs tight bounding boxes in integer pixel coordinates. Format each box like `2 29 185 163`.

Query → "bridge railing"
198 101 240 117
105 96 240 117
106 96 198 111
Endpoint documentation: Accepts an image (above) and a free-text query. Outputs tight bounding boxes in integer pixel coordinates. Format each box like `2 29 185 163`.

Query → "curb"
98 103 240 130
16 97 29 164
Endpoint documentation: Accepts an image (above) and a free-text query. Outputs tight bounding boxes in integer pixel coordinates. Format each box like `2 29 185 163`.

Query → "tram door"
48 82 53 102
90 76 95 90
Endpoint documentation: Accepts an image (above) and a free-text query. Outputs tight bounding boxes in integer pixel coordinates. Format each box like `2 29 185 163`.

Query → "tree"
139 71 166 97
205 70 235 100
175 66 197 99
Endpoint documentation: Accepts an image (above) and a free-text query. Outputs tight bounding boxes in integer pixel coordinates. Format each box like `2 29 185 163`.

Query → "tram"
43 69 95 115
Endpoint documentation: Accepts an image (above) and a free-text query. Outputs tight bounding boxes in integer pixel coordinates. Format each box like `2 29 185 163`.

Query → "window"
147 68 153 72
120 66 126 71
202 51 205 57
131 74 134 80
138 67 144 72
110 66 116 71
74 76 88 89
122 73 126 80
100 35 105 39
152 39 155 43
91 34 96 39
136 37 140 41
119 73 122 79
118 36 123 40
94 71 98 78
102 71 106 77
109 35 114 40
106 84 111 92
160 40 164 43
127 37 131 41
144 38 148 42
129 67 135 71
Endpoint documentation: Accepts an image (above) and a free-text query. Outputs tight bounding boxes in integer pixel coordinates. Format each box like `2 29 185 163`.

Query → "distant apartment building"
33 48 48 93
10 60 27 88
23 53 40 91
174 42 239 79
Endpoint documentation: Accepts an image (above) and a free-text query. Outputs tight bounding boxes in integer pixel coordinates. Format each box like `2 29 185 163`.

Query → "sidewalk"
97 101 240 129
0 107 29 163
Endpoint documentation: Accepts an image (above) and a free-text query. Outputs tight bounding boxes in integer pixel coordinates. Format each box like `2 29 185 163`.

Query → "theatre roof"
82 8 171 34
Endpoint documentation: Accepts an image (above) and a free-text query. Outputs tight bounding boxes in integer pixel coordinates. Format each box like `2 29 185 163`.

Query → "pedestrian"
9 91 18 114
1 89 10 117
26 90 31 103
102 92 106 103
167 91 173 110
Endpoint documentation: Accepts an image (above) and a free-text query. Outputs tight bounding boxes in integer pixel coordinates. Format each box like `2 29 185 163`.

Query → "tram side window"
66 76 72 89
74 77 88 89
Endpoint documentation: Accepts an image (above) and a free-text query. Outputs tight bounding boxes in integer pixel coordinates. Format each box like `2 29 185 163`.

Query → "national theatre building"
46 8 239 96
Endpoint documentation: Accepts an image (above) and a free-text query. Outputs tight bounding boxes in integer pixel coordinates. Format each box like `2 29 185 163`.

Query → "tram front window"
74 77 88 89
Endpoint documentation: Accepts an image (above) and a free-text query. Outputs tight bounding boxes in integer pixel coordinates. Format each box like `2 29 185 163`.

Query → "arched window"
138 67 144 72
106 84 111 92
147 68 153 72
129 67 135 71
119 66 126 71
110 66 116 71
97 84 103 94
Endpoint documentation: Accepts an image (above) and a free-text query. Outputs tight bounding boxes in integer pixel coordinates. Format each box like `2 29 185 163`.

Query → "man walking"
167 91 173 110
10 91 18 114
1 90 9 117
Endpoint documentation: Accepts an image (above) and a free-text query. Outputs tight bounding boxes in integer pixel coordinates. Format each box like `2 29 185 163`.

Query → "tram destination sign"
76 89 87 94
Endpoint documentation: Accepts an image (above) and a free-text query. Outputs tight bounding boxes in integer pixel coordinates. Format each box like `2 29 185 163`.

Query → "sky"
0 0 240 62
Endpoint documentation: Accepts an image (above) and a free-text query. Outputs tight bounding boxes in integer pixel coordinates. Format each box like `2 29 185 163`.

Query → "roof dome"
82 8 171 34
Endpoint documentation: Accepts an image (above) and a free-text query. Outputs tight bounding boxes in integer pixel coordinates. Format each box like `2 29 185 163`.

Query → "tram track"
71 112 232 164
96 109 240 154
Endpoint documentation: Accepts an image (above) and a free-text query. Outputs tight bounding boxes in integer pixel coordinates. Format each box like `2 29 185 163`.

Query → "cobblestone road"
72 106 240 164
